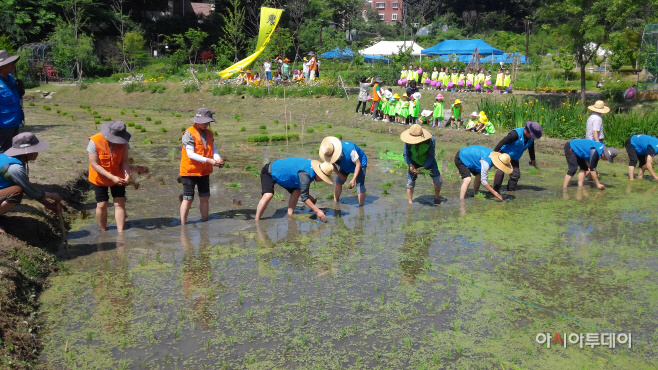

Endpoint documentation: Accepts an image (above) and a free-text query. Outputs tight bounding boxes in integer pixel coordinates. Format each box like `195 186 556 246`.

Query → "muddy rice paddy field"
16 85 658 369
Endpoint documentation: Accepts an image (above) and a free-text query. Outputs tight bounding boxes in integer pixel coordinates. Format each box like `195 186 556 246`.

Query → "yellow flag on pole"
218 7 283 79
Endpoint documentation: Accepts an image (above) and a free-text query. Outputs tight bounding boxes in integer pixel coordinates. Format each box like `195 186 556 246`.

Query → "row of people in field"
6 109 658 232
399 65 512 93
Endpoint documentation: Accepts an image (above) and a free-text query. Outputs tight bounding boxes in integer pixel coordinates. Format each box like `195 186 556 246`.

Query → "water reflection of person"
92 232 133 333
255 218 325 271
400 205 433 284
181 223 214 330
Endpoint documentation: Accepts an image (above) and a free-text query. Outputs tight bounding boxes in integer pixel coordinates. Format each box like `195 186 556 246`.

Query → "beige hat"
489 152 513 174
311 160 334 184
319 136 342 163
588 100 610 114
400 124 432 145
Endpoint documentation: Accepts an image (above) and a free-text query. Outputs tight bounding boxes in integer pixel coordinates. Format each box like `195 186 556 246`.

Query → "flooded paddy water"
26 99 658 369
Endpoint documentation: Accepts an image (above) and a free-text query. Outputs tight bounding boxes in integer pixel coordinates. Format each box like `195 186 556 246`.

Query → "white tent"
585 42 609 57
359 41 424 57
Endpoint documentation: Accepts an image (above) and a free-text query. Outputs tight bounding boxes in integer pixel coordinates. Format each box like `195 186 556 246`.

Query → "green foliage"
102 117 111 121
175 113 182 117
140 127 146 132
335 133 342 140
552 48 576 78
307 128 314 133
145 116 151 121
246 134 269 142
43 105 51 110
94 119 100 124
123 32 148 74
269 133 299 141
126 121 135 127
148 82 165 94
143 138 152 144
604 111 658 148
28 101 35 106
166 28 208 65
218 0 246 62
154 120 161 125
240 127 246 131
49 23 95 80
259 125 266 129
134 124 142 129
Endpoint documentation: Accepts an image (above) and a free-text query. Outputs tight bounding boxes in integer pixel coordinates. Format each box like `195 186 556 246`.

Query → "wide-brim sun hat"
588 100 610 114
385 90 393 99
308 51 315 56
480 115 489 123
311 160 334 184
402 93 408 97
471 111 478 117
602 146 618 163
454 99 461 105
436 94 444 100
393 93 400 99
375 77 383 83
412 92 421 100
190 108 216 124
0 50 20 67
400 124 432 145
525 121 543 140
4 132 49 157
101 121 131 144
490 152 513 174
319 136 342 163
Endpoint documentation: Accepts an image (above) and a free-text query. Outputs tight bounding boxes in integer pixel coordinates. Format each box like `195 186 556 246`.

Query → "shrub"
61 112 68 116
148 82 165 94
189 114 194 118
213 130 218 135
259 125 267 129
274 119 279 124
140 128 146 132
183 82 198 93
103 117 111 121
180 126 186 132
246 134 269 142
95 119 100 124
269 133 300 141
94 114 101 118
293 123 297 127
240 127 246 131
154 120 161 125
161 127 167 133
145 117 152 121
307 128 314 133
175 113 181 117
335 133 343 140
131 109 135 113
28 102 35 106
134 124 142 129
143 138 152 144
120 111 125 115
92 111 98 115
78 104 84 108
133 114 138 117
54 103 59 106
327 124 332 128
56 109 61 114
121 75 146 93
126 121 135 127
260 130 268 135
43 105 51 110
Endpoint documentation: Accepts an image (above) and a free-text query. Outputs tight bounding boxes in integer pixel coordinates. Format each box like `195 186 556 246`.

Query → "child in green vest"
393 93 402 124
432 94 444 128
465 111 479 131
399 94 410 124
503 69 512 94
448 99 463 129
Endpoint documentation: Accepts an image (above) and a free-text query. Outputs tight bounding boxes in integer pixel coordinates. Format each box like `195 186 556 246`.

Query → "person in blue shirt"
625 134 658 181
454 145 513 200
319 137 368 206
492 121 543 192
0 50 25 153
255 158 334 221
563 139 617 189
400 124 442 204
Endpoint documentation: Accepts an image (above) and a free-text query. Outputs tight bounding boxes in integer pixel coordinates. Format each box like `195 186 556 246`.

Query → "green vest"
410 142 430 164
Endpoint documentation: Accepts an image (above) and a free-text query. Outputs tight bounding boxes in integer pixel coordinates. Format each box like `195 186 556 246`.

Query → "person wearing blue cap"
563 139 617 189
493 121 543 192
625 134 658 180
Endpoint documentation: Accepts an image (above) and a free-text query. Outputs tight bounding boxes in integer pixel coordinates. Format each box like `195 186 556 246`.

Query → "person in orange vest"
180 108 224 225
371 77 383 121
87 121 131 232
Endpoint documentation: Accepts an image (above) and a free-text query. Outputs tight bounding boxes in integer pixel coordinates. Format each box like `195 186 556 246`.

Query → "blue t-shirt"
0 74 23 128
336 141 367 174
271 158 316 189
570 139 604 159
630 135 658 156
459 146 493 173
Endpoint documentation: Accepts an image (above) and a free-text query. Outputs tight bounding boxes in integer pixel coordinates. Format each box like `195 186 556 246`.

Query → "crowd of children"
399 65 512 94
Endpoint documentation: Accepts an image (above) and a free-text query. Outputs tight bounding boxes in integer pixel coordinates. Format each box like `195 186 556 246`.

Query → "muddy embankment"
0 175 89 369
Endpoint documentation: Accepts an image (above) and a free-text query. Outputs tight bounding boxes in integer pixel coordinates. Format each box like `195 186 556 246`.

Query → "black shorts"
625 137 648 167
92 184 126 203
454 150 479 179
564 142 589 176
182 175 210 200
260 163 295 195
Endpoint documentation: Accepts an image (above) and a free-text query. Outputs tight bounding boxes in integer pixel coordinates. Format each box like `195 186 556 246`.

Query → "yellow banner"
218 7 282 79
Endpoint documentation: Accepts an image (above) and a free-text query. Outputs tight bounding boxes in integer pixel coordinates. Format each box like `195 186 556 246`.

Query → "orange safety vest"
88 133 126 187
372 83 380 101
180 125 214 177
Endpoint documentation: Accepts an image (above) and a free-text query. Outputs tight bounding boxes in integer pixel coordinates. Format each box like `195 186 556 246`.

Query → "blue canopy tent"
480 53 528 64
320 48 392 63
421 39 504 56
430 55 477 63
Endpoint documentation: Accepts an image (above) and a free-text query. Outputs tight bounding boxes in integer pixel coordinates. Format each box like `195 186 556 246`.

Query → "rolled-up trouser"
493 159 520 192
335 167 367 193
407 160 442 189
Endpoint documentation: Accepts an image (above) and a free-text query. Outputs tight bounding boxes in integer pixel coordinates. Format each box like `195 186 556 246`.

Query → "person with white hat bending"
0 133 61 233
586 100 610 143
319 137 368 206
454 145 513 201
400 124 442 204
255 158 334 222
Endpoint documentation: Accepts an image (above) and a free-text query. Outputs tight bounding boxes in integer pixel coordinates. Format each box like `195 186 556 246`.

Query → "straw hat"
393 93 400 99
400 124 432 145
588 100 610 114
311 160 334 184
454 99 461 105
490 152 513 174
319 136 342 163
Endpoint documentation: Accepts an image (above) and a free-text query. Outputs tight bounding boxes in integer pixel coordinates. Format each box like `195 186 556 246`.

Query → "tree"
111 0 130 72
49 22 95 82
0 0 58 45
123 32 147 75
220 0 246 62
57 0 95 86
552 47 575 79
262 28 294 60
166 28 208 65
537 0 648 101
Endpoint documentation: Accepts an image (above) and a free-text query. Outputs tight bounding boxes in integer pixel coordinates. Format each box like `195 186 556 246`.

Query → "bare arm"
593 131 600 143
483 183 503 201
121 150 131 182
645 155 658 180
304 199 326 222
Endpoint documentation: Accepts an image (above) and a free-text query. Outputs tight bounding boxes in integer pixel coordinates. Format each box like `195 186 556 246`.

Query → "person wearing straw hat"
87 121 132 232
255 158 334 221
454 145 512 201
179 108 225 225
586 100 610 143
0 50 25 154
626 134 658 181
320 137 368 206
0 133 61 234
562 139 617 189
401 124 442 204
492 121 543 192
